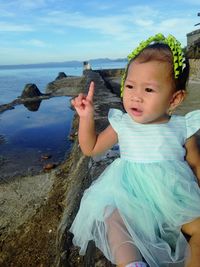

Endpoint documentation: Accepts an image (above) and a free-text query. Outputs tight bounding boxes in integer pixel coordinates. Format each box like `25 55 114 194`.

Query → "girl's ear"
168 90 186 112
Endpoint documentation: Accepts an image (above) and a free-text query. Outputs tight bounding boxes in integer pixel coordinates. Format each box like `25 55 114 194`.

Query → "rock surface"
21 83 43 98
189 59 200 81
55 72 67 80
46 76 84 95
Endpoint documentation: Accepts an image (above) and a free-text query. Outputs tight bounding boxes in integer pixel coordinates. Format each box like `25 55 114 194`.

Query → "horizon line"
0 57 127 68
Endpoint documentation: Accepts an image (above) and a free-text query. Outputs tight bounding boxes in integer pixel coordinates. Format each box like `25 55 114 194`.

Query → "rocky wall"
94 68 124 78
189 59 200 80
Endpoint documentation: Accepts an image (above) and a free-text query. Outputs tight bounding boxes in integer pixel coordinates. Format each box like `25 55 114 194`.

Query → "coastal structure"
187 13 200 58
83 61 92 71
187 29 200 58
194 12 200 26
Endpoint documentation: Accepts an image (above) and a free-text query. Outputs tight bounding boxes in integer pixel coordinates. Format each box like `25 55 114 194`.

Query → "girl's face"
123 60 175 124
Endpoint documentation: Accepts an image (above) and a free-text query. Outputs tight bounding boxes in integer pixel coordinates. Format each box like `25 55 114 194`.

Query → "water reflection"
0 96 74 180
0 134 7 144
23 100 42 111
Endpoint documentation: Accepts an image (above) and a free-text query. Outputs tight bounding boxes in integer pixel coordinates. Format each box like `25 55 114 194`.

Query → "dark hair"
126 43 190 91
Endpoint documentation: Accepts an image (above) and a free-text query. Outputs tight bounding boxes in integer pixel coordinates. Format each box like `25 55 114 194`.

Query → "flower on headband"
121 33 186 96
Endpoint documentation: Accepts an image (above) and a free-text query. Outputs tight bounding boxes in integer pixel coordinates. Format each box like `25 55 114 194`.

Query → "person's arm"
185 135 200 186
71 81 118 156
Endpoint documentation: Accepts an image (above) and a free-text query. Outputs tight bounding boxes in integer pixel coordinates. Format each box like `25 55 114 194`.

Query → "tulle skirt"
70 158 200 267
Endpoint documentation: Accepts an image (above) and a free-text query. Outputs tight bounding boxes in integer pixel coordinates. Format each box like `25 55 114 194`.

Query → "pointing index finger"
86 81 95 102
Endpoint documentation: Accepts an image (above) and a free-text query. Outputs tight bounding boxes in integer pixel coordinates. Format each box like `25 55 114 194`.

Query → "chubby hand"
71 81 95 117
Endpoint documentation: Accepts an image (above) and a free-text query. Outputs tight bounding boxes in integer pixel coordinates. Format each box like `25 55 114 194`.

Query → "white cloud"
0 10 15 17
144 18 197 45
177 0 200 5
85 2 116 11
126 5 159 18
20 0 46 8
22 39 47 47
0 22 33 32
41 11 131 39
135 19 154 27
0 2 197 64
0 46 51 64
9 0 48 10
159 18 193 28
40 6 196 45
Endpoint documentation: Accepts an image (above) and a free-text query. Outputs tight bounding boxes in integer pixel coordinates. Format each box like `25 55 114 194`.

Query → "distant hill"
0 58 127 70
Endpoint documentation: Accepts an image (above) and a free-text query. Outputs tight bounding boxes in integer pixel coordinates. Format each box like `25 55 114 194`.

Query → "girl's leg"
182 217 200 267
105 209 144 266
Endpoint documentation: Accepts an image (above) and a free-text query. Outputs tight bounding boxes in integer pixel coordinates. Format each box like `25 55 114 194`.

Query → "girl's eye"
145 88 155 93
126 84 134 89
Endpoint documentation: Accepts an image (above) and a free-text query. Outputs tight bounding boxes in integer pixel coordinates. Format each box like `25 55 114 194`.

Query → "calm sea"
0 61 126 105
0 61 126 180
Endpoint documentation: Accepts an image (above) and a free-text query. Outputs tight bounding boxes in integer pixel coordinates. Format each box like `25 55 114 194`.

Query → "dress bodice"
108 109 200 163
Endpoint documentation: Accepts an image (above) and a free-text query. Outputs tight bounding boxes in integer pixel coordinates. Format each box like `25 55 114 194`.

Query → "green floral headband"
121 33 186 96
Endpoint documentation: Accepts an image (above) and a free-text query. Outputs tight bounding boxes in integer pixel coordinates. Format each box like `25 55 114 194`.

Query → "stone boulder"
55 72 67 80
21 84 43 98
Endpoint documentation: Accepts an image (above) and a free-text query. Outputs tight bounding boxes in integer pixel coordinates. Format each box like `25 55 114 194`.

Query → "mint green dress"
70 109 200 267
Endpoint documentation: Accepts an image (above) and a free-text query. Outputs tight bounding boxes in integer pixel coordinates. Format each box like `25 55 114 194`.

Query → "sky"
0 0 199 65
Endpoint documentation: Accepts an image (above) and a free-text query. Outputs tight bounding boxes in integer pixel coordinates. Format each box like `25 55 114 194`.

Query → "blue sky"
0 0 199 65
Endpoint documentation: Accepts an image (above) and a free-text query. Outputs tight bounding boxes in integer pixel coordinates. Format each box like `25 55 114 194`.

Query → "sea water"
0 66 82 105
0 61 126 180
0 61 126 105
0 96 74 179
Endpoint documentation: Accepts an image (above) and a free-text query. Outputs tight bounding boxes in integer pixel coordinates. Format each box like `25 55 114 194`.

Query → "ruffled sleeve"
185 110 200 138
108 108 123 133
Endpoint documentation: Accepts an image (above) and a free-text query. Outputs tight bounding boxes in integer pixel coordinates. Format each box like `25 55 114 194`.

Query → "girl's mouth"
131 107 143 116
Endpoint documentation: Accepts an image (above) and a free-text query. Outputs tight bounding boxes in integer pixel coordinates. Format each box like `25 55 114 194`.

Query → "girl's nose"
131 95 143 102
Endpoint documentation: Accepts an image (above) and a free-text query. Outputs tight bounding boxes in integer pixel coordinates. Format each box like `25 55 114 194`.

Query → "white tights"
105 208 145 266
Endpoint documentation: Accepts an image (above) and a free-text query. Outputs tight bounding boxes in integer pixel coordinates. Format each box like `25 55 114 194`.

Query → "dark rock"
55 72 67 80
41 154 52 160
21 84 43 98
43 163 57 171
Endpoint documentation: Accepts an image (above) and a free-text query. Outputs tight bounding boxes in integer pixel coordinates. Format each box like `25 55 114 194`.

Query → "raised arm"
71 81 118 156
185 135 200 186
